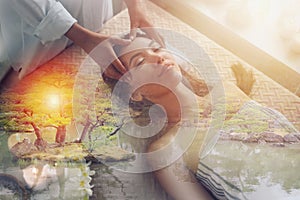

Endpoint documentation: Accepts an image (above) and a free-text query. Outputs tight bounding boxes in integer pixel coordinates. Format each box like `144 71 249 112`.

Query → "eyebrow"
129 52 142 67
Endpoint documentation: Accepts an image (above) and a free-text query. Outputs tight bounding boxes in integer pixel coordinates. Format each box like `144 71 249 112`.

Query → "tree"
73 74 116 137
73 73 118 150
33 67 74 144
0 64 75 147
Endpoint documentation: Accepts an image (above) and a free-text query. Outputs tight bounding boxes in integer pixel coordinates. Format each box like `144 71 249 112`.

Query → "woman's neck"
147 83 199 123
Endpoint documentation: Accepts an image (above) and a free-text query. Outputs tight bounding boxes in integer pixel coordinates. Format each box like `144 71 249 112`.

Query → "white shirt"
0 0 113 79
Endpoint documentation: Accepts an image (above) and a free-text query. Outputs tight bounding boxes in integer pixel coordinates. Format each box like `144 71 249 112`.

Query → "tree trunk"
79 116 91 142
55 125 67 144
30 122 42 140
30 122 47 150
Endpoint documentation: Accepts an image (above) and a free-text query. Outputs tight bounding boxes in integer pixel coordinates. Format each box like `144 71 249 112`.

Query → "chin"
163 71 182 89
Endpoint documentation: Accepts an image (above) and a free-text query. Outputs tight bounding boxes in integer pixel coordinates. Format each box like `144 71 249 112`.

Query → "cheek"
130 67 156 87
133 65 158 79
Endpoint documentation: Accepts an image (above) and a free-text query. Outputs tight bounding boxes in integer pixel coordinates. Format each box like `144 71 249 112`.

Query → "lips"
158 64 173 77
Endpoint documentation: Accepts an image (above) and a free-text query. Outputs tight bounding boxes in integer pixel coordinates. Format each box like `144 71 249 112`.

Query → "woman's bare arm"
147 127 213 200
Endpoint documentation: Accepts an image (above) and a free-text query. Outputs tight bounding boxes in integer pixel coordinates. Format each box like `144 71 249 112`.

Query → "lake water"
0 161 94 200
1 133 300 199
0 131 172 200
0 161 172 200
200 141 300 200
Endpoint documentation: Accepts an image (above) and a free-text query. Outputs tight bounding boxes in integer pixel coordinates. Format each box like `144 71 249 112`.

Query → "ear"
131 90 143 102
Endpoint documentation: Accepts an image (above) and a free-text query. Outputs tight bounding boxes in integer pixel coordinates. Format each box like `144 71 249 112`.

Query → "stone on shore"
10 140 134 163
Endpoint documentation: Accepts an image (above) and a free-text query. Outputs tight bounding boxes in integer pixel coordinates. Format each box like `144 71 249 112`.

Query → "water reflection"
200 141 300 199
0 154 171 199
0 161 94 200
90 163 172 200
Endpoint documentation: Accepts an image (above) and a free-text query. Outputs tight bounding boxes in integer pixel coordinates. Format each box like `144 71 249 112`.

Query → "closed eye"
136 57 145 66
153 47 162 52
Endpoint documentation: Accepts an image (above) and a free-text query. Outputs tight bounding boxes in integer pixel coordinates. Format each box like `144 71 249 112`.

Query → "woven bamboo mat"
100 2 300 130
18 1 299 131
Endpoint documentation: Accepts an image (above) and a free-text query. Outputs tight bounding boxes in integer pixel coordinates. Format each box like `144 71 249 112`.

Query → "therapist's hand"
88 35 131 79
124 0 165 47
65 23 131 79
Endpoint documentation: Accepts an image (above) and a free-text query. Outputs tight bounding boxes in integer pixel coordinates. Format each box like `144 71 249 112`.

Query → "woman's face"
119 37 182 97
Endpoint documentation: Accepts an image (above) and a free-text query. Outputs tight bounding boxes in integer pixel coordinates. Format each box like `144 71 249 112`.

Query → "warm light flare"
47 94 60 108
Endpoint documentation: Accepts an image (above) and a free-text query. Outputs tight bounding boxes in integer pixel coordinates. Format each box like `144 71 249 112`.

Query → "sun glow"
47 94 60 109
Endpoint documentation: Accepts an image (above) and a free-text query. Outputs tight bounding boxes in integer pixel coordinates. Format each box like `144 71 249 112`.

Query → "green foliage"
73 74 120 148
0 68 74 135
0 133 15 168
73 74 98 129
0 95 30 132
83 125 117 152
17 159 32 169
223 105 270 134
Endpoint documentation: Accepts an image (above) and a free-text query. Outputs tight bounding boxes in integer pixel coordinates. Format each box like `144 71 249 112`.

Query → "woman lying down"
101 34 298 200
100 33 219 199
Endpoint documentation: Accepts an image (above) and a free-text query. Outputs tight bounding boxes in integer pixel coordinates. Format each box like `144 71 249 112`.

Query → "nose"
146 51 164 64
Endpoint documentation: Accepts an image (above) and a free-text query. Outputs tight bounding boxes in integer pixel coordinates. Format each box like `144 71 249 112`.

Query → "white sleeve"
10 0 77 44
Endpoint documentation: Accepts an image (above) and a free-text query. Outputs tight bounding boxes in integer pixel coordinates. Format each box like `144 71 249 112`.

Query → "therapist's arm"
10 0 76 44
10 0 129 79
65 23 105 53
65 23 130 79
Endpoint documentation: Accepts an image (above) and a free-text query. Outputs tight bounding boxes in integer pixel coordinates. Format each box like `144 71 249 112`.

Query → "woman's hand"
124 0 165 47
65 23 131 79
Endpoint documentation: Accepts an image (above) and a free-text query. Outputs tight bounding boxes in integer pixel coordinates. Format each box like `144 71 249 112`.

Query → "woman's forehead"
120 37 157 54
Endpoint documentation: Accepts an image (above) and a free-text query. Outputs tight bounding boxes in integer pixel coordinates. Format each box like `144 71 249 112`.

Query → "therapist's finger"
109 36 131 46
112 57 127 74
156 33 165 48
129 28 137 41
143 28 165 47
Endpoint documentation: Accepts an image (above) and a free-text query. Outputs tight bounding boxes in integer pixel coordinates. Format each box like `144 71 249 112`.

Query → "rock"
219 131 246 141
0 174 29 199
283 133 300 143
292 133 300 140
218 130 298 144
259 132 284 143
258 139 267 144
243 133 258 143
88 146 135 163
10 138 37 157
218 130 231 140
229 132 246 141
34 138 48 151
21 143 87 162
10 140 134 164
